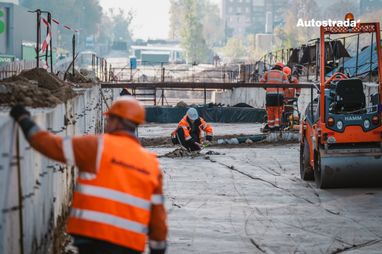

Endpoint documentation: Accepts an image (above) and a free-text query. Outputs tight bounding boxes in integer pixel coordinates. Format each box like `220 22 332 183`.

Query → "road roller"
300 14 382 188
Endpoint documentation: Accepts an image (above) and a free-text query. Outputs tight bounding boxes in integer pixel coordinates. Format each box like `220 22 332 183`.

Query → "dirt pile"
141 137 171 147
66 69 93 83
205 151 222 155
141 134 259 148
159 148 202 158
0 68 76 107
176 101 188 108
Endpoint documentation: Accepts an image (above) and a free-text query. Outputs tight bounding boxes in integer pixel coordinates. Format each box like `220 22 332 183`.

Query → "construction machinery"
300 15 382 188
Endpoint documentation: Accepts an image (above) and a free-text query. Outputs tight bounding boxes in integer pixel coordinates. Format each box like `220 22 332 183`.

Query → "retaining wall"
0 86 101 254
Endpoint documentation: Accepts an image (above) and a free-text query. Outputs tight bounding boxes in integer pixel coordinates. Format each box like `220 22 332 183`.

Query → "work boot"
262 124 271 133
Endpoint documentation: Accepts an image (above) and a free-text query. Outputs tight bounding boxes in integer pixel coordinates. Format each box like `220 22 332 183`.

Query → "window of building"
237 7 241 13
246 7 250 13
229 7 233 13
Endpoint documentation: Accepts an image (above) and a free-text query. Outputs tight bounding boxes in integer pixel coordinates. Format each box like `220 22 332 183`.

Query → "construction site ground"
141 123 382 254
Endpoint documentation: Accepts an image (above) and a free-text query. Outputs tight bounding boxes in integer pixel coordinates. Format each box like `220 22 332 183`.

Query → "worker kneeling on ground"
10 96 167 254
171 107 213 151
260 62 288 131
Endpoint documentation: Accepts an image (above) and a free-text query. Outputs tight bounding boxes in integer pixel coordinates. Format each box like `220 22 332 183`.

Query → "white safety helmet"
187 107 199 121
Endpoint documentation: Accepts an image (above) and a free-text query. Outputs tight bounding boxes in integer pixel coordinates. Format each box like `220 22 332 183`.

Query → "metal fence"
0 61 36 81
0 86 102 254
108 63 244 83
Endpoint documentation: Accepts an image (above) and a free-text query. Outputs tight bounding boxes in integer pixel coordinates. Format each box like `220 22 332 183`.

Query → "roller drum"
315 147 382 188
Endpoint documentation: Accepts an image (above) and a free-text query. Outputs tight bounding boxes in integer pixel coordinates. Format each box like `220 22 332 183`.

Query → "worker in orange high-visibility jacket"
283 66 300 104
10 96 167 254
260 62 288 131
171 107 213 151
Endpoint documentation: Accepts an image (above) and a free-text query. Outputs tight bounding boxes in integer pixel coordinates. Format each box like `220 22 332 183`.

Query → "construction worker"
283 66 300 104
260 62 288 131
9 96 167 254
171 107 213 151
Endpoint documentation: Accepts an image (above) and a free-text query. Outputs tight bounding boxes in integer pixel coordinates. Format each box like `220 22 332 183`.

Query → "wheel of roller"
300 138 314 181
314 148 328 189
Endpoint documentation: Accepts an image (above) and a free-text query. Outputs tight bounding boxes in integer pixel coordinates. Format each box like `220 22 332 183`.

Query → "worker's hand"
206 135 213 142
194 142 202 149
10 105 30 122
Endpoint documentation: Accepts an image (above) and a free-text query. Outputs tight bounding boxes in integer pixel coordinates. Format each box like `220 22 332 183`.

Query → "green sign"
0 10 4 34
0 55 14 66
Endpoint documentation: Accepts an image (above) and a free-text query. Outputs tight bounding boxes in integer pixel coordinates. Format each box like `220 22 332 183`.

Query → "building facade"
222 0 289 40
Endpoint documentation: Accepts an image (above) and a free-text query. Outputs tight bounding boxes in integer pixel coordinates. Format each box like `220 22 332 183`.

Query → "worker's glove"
171 136 178 145
185 139 201 151
10 105 38 140
10 105 30 122
194 142 202 149
206 135 213 142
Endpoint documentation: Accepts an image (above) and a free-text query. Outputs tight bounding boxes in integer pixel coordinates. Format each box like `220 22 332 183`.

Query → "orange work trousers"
266 106 283 128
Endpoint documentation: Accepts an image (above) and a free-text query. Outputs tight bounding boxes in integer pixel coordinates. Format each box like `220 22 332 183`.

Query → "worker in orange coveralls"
260 62 288 131
283 66 300 104
171 107 213 151
10 96 167 254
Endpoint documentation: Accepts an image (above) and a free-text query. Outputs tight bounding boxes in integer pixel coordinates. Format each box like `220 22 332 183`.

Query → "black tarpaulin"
300 41 350 64
145 106 266 123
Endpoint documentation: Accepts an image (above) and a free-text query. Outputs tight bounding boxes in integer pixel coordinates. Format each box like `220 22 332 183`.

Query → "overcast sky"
99 0 221 40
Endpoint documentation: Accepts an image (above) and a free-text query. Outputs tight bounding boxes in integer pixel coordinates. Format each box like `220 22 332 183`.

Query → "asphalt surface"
148 143 382 254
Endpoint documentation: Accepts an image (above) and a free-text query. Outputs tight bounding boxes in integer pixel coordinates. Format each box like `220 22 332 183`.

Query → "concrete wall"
0 86 102 254
215 88 266 108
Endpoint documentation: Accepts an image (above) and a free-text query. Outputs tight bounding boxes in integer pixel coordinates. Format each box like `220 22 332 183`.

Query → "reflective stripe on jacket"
171 115 213 141
67 133 164 252
260 70 288 94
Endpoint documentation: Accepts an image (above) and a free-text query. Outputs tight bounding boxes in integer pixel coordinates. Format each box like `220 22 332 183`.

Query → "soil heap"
0 68 77 107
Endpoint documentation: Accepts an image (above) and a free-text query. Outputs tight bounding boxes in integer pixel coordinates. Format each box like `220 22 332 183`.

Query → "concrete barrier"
0 86 101 254
215 88 266 108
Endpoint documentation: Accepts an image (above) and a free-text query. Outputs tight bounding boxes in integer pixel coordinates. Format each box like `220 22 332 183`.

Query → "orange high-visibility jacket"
28 131 167 252
284 77 300 99
171 115 213 141
260 70 288 95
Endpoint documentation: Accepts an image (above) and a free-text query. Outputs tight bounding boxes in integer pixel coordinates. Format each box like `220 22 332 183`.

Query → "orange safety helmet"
283 66 292 77
275 62 284 69
104 96 145 124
